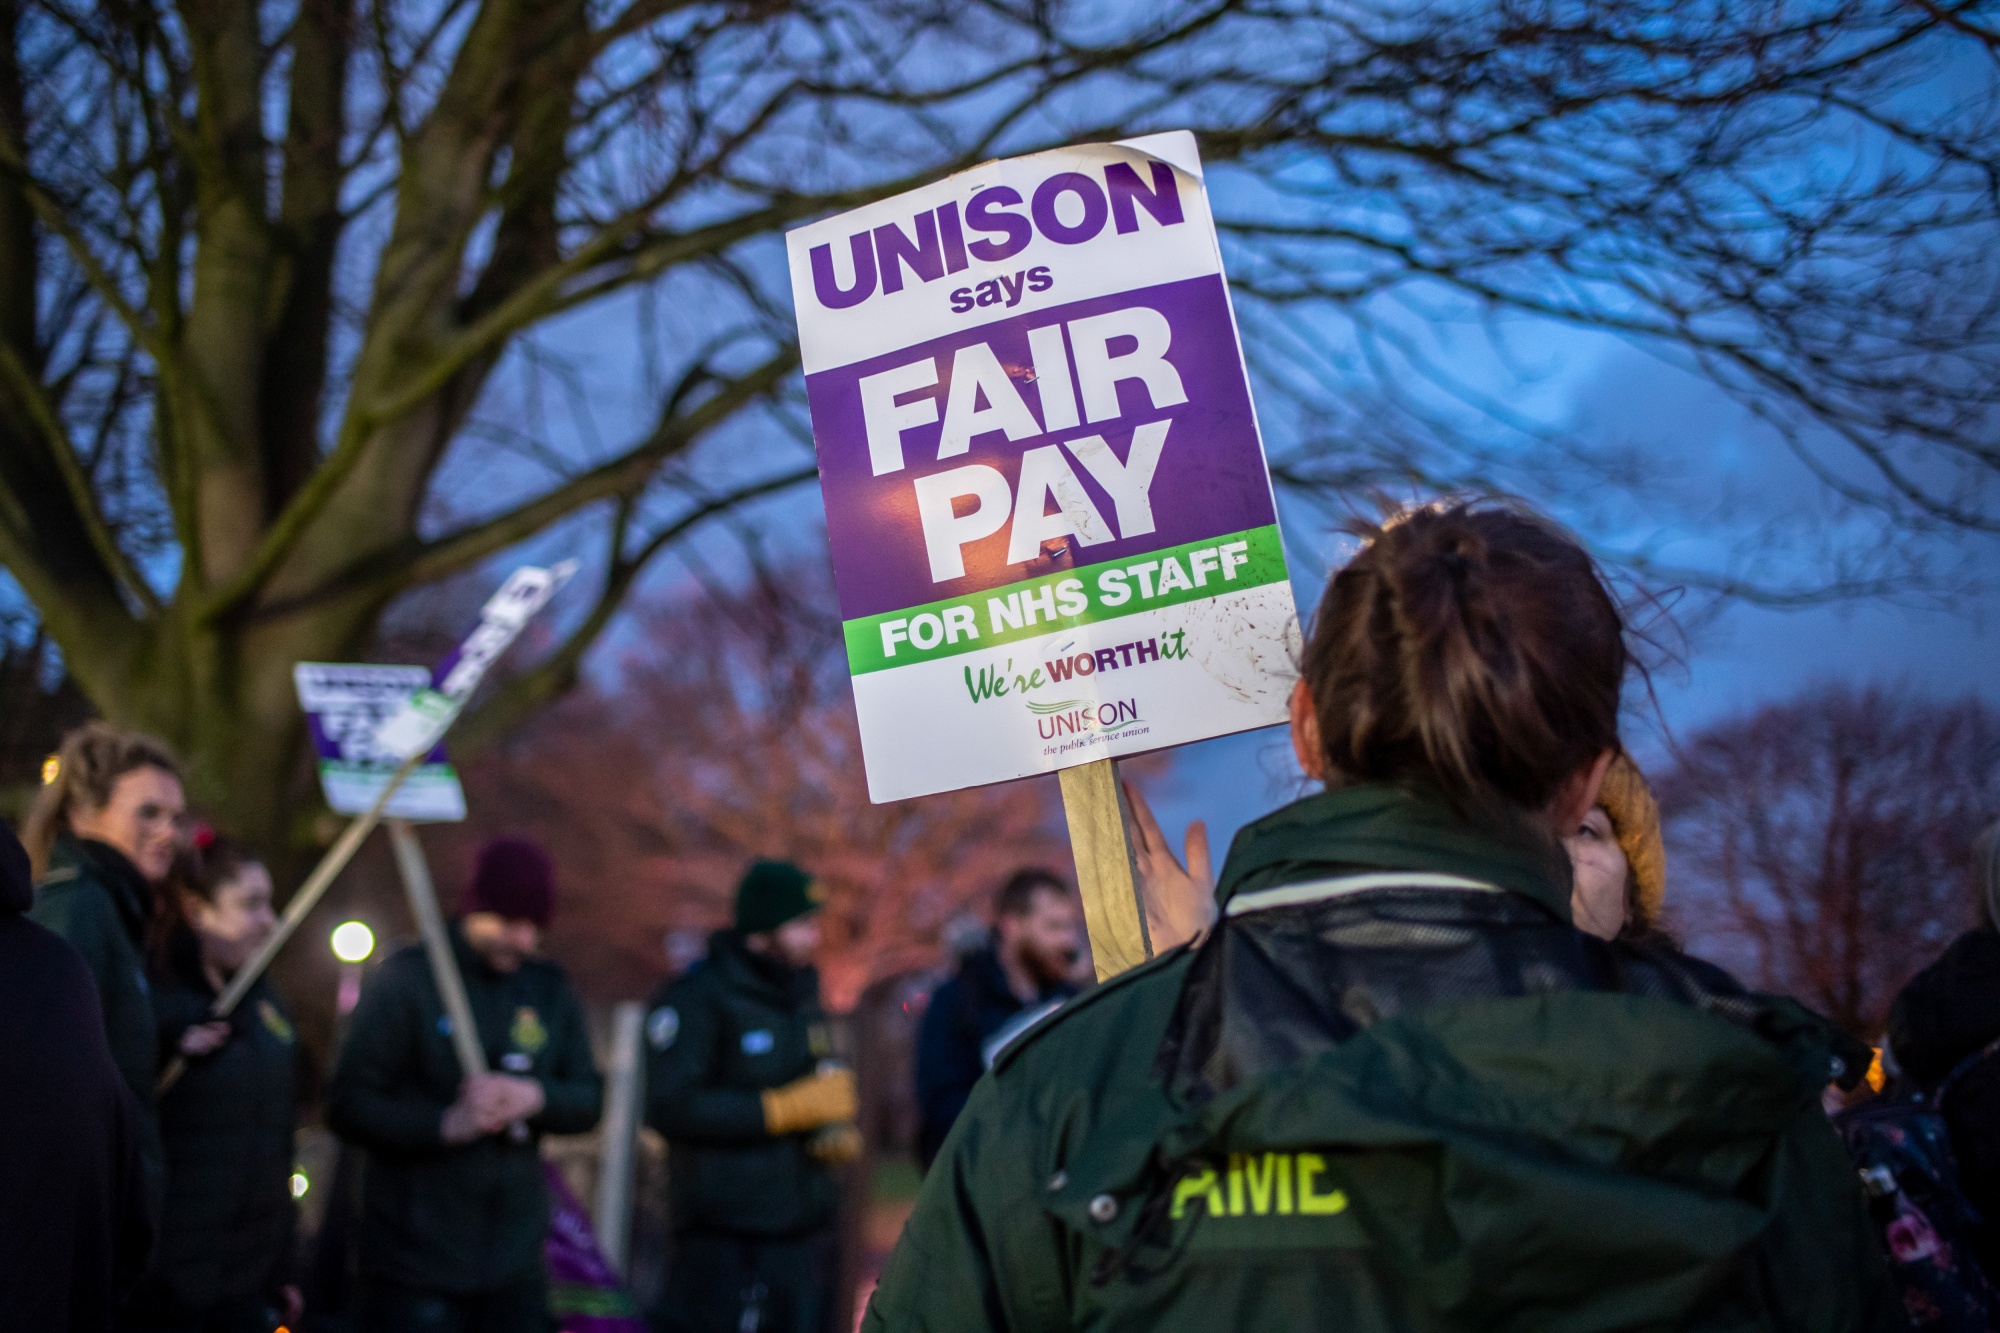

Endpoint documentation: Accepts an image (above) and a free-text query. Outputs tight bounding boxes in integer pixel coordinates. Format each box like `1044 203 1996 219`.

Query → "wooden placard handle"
386 819 488 1078
1059 758 1152 981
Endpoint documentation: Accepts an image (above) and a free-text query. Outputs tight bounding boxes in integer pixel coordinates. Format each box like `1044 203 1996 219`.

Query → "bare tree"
1658 685 2000 1038
0 0 1993 848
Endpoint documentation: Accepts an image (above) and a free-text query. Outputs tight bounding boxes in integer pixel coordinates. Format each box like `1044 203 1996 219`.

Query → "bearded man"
915 868 1083 1168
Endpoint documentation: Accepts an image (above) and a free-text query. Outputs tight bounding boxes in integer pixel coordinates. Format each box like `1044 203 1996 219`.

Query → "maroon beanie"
464 837 555 926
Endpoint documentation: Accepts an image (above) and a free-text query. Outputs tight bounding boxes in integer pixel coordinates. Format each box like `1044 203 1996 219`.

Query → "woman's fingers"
1186 819 1212 889
1123 780 1170 862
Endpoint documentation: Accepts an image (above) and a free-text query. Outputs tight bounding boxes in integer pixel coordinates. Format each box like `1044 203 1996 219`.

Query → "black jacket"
150 930 300 1308
28 834 164 1206
644 930 840 1238
0 823 151 1331
328 927 603 1293
915 946 1074 1166
1890 927 2000 1270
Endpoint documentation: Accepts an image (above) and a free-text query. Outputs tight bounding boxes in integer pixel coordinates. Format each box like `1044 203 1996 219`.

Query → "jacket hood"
1054 988 1839 1327
1213 782 1576 924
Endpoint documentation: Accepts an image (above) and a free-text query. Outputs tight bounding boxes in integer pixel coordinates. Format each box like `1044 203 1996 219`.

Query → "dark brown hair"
1301 500 1627 813
149 830 259 967
23 721 183 876
995 867 1070 919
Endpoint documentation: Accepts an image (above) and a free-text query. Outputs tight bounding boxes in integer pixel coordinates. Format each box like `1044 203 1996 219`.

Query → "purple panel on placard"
807 273 1274 622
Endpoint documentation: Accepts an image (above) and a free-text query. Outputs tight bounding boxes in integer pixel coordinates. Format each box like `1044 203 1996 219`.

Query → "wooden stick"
593 1001 646 1274
386 819 487 1078
158 748 428 1094
1059 757 1152 981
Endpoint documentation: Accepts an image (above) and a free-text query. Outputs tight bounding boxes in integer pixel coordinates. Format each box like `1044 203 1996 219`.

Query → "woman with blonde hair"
24 720 187 1211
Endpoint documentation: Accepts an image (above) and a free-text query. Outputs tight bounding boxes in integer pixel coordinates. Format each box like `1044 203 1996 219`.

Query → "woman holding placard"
865 499 1898 1332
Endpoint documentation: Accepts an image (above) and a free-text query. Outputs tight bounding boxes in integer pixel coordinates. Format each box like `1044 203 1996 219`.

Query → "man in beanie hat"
644 859 857 1333
330 835 603 1331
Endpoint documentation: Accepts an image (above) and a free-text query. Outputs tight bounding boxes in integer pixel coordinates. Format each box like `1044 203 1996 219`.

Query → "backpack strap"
1936 1035 2000 1108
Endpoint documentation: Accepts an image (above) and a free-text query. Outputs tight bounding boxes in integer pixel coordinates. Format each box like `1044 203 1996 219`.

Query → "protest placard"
295 662 467 821
787 132 1297 803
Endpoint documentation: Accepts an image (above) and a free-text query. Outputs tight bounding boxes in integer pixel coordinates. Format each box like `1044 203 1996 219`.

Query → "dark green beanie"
734 860 823 934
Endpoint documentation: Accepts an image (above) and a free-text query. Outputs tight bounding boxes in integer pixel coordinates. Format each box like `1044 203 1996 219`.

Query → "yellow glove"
761 1068 858 1135
808 1123 864 1165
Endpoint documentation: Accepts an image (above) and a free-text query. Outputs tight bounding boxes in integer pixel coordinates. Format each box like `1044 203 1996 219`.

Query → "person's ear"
1289 679 1325 781
1551 749 1616 838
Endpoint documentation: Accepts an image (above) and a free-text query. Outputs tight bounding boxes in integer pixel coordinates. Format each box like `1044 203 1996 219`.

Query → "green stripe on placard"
842 524 1286 675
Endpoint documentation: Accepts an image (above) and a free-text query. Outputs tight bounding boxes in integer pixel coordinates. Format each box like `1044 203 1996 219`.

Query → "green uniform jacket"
866 785 1902 1333
328 928 603 1294
151 932 299 1307
643 930 840 1238
29 835 164 1209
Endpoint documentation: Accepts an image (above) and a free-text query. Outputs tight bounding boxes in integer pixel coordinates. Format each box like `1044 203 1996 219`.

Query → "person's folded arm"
327 973 451 1150
533 982 604 1135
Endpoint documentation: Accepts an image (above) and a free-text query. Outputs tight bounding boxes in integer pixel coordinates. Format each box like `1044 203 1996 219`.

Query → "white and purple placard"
295 663 467 822
787 132 1298 803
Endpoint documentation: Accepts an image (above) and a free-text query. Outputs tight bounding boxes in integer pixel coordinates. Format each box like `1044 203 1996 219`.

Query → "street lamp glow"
331 920 375 964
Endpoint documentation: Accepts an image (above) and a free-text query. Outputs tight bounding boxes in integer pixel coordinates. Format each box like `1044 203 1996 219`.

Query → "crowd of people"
3 496 2000 1333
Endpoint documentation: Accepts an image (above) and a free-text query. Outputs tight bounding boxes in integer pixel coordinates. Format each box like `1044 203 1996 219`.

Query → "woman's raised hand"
1122 780 1215 952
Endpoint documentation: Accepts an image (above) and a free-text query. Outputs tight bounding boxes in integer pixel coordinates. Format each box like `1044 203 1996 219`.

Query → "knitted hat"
733 859 824 934
1596 754 1666 927
464 837 556 927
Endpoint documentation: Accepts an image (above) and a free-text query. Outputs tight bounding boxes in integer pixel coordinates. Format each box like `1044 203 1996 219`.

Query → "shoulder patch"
990 944 1195 1075
510 1005 548 1054
259 999 295 1045
647 1006 680 1050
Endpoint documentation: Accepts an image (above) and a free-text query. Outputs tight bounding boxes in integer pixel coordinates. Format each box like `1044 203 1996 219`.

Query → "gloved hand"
761 1068 858 1135
808 1123 864 1165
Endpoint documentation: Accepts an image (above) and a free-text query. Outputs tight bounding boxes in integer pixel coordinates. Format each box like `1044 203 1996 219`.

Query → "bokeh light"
330 920 375 964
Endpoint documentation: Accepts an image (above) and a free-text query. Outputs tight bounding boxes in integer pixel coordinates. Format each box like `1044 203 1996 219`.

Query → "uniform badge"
647 1006 680 1050
511 1006 548 1055
258 1000 295 1044
741 1029 775 1055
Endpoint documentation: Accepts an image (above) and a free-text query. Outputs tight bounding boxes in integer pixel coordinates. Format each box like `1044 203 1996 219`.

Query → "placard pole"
1059 758 1152 981
593 1001 646 1274
386 819 488 1080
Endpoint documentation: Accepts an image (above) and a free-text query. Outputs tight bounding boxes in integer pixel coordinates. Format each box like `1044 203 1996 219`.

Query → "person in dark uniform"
22 722 188 1214
645 860 859 1333
865 499 1900 1333
0 820 152 1332
1890 821 2000 1280
330 837 603 1333
915 868 1082 1167
130 832 302 1333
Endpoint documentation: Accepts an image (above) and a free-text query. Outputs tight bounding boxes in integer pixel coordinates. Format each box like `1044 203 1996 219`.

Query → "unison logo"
1028 697 1142 739
807 160 1185 311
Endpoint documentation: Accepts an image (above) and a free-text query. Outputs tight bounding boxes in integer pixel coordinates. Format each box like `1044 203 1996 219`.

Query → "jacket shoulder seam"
989 944 1190 1075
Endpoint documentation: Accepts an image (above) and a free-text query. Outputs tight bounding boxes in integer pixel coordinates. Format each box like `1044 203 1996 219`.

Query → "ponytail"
23 722 183 876
1301 500 1627 814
